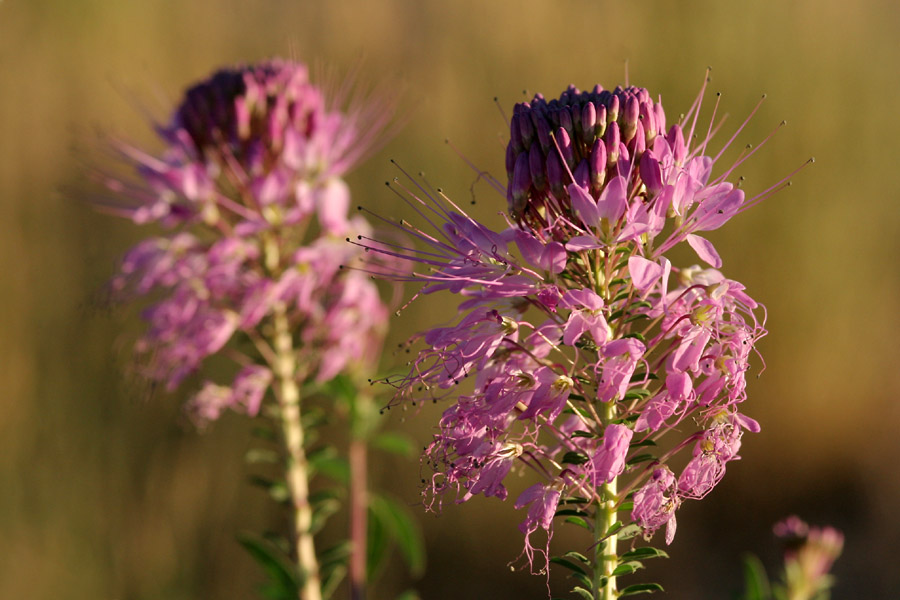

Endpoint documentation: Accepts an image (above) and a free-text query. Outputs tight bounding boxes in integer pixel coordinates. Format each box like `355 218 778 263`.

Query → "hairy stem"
273 303 322 600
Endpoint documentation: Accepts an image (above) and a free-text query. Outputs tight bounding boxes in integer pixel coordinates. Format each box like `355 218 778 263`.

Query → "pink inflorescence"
105 59 390 424
363 78 796 569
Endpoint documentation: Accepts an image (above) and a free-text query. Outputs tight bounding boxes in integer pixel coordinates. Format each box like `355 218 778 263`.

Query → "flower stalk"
272 302 322 600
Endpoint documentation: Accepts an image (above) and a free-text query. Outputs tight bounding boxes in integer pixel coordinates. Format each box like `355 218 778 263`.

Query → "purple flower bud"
529 144 547 191
589 138 607 192
581 102 597 145
505 142 517 179
573 159 590 189
555 126 575 170
511 151 532 205
667 124 687 164
536 116 552 154
639 152 663 196
558 107 574 140
510 113 524 152
606 93 620 124
640 100 657 141
605 121 620 165
594 104 607 138
519 111 535 148
546 151 565 198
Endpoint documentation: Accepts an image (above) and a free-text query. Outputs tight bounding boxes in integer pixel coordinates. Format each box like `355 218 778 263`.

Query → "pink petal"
686 234 722 268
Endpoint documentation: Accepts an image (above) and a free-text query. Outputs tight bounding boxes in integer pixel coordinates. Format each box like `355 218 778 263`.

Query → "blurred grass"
2 0 899 597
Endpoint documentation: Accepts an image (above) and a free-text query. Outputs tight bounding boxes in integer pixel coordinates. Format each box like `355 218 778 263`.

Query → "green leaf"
395 591 421 600
626 453 656 466
310 491 342 534
564 551 591 564
569 571 593 589
245 448 280 465
622 332 646 343
549 556 588 575
367 501 390 580
629 438 658 448
612 560 645 576
320 563 347 600
318 541 351 567
616 524 643 540
369 493 426 576
308 447 350 484
740 553 771 600
621 547 669 561
618 501 634 513
555 508 590 518
564 516 591 530
237 532 298 600
371 432 415 457
561 451 590 465
603 520 624 537
571 430 598 439
248 476 290 504
571 586 594 600
251 426 277 442
623 388 652 401
619 582 664 596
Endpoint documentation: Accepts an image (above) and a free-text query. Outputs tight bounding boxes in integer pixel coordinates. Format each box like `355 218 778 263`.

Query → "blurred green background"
2 0 898 598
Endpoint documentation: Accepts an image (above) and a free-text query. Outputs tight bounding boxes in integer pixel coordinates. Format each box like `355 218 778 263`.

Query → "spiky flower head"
363 76 798 584
105 59 391 424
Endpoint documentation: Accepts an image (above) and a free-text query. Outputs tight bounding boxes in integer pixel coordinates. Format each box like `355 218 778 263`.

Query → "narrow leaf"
237 532 298 599
619 582 665 596
571 586 594 600
564 516 591 530
370 494 426 576
549 556 587 575
741 553 771 600
612 560 645 576
621 547 669 561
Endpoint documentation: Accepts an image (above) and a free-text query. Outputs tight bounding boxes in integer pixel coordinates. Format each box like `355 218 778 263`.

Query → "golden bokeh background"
2 0 898 598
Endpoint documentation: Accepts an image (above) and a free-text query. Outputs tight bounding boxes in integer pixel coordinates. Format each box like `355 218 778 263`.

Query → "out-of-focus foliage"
1 0 898 598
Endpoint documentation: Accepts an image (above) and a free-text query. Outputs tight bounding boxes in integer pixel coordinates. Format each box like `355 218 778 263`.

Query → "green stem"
265 231 321 600
595 399 619 600
273 306 322 600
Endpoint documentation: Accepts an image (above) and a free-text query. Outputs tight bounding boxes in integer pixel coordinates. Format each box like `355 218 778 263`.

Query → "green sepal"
571 430 598 439
571 586 594 600
740 553 771 600
621 547 669 561
237 531 299 600
612 560 645 576
561 451 590 465
619 582 664 596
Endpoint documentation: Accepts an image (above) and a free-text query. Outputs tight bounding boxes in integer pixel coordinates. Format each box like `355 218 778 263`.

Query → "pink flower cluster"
107 60 390 424
367 81 787 566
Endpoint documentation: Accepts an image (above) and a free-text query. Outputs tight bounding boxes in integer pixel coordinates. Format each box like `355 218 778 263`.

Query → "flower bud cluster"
368 79 779 567
107 60 389 424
